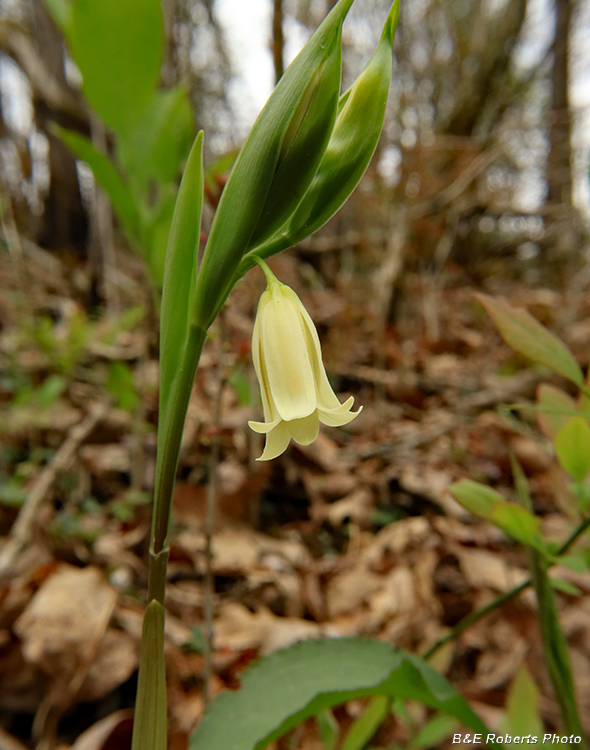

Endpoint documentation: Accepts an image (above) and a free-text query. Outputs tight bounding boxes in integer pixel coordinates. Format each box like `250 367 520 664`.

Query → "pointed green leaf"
285 0 399 245
449 479 547 553
536 383 577 440
68 0 163 135
159 132 204 425
131 600 167 750
414 714 458 749
502 665 543 737
554 416 590 482
193 0 355 329
475 294 583 386
190 639 491 750
53 126 140 239
341 695 389 750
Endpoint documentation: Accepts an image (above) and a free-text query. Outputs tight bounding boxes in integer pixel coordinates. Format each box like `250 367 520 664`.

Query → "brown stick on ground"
0 401 109 579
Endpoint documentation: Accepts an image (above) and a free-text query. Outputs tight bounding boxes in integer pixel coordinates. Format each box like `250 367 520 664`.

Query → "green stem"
422 514 590 661
148 323 208 603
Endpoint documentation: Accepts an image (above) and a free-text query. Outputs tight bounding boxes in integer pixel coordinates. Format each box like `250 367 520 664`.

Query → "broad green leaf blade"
131 600 167 750
189 639 490 750
474 294 583 386
118 86 194 195
449 480 547 553
53 126 140 239
554 416 590 482
536 383 577 440
159 132 204 426
341 695 389 750
502 665 543 737
68 0 163 135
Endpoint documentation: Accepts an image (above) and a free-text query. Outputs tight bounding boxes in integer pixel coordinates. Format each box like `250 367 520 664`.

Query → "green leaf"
285 0 399 245
106 361 138 412
449 480 547 553
192 0 356 329
189 638 490 750
341 696 389 750
68 0 163 135
474 294 583 386
131 600 167 750
159 132 204 428
316 710 339 750
413 713 458 749
502 665 543 737
118 86 194 195
554 416 590 482
536 383 577 440
53 126 140 239
550 578 582 596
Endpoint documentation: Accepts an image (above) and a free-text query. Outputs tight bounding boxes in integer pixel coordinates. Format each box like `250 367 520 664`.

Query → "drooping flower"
248 264 361 461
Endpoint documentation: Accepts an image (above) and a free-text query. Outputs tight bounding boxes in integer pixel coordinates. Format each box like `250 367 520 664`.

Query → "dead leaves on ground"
1 250 590 748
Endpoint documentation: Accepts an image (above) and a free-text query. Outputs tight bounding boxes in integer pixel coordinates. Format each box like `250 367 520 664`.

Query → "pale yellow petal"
287 287 342 411
319 402 362 427
248 418 282 434
259 283 316 421
252 291 281 424
257 421 291 461
287 411 320 446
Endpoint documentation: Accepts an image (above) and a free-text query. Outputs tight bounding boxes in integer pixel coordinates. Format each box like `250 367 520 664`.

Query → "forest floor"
1 237 590 750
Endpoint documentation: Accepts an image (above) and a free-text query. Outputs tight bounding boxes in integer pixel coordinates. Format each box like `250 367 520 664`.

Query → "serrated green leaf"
131 600 167 750
554 416 590 482
68 0 163 135
449 480 547 553
475 294 583 386
53 126 140 239
189 639 490 750
536 383 577 440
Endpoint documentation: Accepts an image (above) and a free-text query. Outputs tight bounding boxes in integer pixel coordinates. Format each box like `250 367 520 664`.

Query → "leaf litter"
0 245 589 748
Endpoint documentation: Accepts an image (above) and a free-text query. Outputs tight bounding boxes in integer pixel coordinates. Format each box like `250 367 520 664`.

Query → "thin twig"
203 312 226 705
0 401 109 579
422 514 590 660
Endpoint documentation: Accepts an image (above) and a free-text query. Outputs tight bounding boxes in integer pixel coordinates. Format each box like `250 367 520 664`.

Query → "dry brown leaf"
68 710 133 750
14 564 117 674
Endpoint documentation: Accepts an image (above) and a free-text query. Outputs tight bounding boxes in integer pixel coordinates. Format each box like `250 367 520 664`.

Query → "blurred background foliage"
0 0 587 310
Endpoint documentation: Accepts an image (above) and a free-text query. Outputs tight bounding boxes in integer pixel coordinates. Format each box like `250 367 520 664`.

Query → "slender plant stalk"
512 457 586 745
203 313 226 705
148 323 207 604
423 515 590 661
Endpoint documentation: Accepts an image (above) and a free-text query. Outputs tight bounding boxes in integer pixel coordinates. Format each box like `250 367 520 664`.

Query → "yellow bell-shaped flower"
249 267 361 460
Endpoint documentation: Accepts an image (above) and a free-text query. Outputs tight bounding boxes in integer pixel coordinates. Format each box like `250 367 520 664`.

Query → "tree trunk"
546 0 574 207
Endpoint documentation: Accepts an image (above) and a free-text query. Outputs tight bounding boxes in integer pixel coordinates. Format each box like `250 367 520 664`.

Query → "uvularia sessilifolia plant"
131 2 400 749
